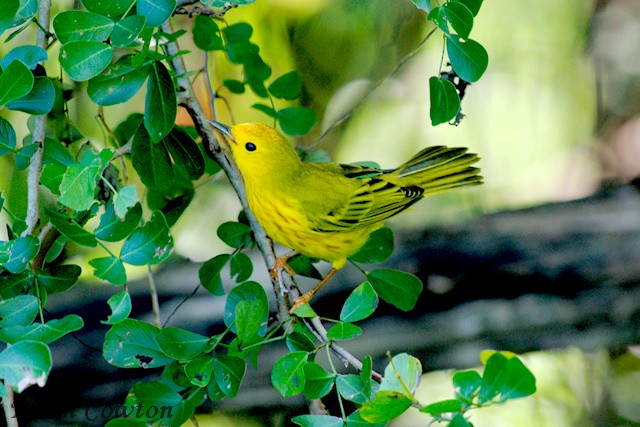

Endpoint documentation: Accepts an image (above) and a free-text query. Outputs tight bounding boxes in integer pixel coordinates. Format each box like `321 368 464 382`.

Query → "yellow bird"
211 122 482 312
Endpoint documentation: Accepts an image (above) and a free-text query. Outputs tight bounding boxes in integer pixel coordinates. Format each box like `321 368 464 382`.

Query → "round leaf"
359 390 412 423
277 107 317 136
442 1 474 39
81 0 136 18
429 76 461 126
446 35 488 83
217 221 253 249
303 362 335 399
120 211 173 265
326 322 362 341
59 41 114 82
103 319 172 368
111 15 146 47
213 355 246 398
0 341 52 391
271 351 308 397
268 70 302 100
367 268 423 311
88 60 149 106
224 281 268 336
192 15 223 51
102 291 132 325
156 328 210 361
340 281 378 322
0 45 47 70
7 76 55 115
52 10 114 44
89 256 127 285
292 415 344 427
0 60 34 106
137 0 176 27
198 254 231 296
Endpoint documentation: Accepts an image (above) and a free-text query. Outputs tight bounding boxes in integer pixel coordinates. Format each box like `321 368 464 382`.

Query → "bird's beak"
210 121 236 144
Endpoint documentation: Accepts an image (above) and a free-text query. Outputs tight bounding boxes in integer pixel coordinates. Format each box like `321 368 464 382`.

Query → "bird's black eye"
245 142 256 152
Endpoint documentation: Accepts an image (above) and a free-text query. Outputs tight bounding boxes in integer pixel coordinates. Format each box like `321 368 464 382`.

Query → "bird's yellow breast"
246 189 374 270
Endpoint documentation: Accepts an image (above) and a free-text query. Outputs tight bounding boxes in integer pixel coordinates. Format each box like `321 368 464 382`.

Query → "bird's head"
210 121 300 177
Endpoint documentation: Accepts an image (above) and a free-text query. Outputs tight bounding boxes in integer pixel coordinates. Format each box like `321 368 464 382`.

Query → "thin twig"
147 266 161 327
313 27 438 147
2 385 17 427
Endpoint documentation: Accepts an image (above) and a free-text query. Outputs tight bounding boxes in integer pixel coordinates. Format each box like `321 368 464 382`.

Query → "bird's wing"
308 164 424 233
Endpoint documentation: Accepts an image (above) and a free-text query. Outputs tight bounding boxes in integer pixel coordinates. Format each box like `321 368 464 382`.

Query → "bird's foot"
269 252 297 279
289 291 314 314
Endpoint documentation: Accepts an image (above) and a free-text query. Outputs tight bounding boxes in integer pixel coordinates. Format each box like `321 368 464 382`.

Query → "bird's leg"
269 251 298 279
289 268 338 314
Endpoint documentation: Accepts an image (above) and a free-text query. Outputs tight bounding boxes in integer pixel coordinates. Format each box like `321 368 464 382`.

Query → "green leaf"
44 235 67 263
336 374 368 404
3 235 39 274
184 356 214 387
113 185 138 219
252 103 277 118
452 0 483 16
452 369 481 402
95 202 142 242
7 76 55 115
103 319 173 368
144 61 177 143
58 149 113 212
449 413 473 427
53 10 114 44
427 7 448 34
380 353 422 395
303 362 335 399
90 256 127 285
286 254 321 280
102 291 131 324
223 79 245 94
286 331 316 354
478 353 536 403
345 410 387 427
0 295 39 328
0 0 19 36
14 143 37 170
429 76 461 126
446 35 488 83
125 380 182 422
198 254 230 296
160 190 194 228
235 300 264 347
163 127 205 180
137 0 176 27
349 227 394 264
277 107 317 136
46 209 98 247
410 0 430 12
0 45 47 70
104 419 147 427
340 281 378 323
268 70 302 100
359 390 412 423
224 281 268 336
120 211 173 265
230 252 253 282
192 15 223 51
0 60 34 107
88 58 150 106
59 41 113 82
420 399 463 415
0 340 52 392
0 315 84 344
111 15 146 48
131 123 174 189
217 221 253 249
81 0 136 18
326 322 362 341
157 328 210 361
291 303 317 318
213 355 246 397
0 116 16 155
0 271 34 299
292 415 344 427
37 264 81 293
367 269 422 312
40 164 66 194
271 351 308 397
442 1 474 39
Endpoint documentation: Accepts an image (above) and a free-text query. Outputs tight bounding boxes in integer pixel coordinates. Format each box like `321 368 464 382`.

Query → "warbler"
211 121 481 312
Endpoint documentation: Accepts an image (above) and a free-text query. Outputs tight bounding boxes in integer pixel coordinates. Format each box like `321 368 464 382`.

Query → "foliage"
0 0 534 426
